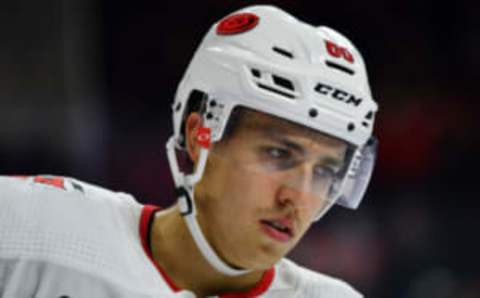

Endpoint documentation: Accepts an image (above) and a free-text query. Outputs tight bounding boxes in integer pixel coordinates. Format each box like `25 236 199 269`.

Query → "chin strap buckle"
175 187 193 216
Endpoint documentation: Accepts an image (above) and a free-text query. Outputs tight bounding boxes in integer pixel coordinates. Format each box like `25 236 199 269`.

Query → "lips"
260 218 294 243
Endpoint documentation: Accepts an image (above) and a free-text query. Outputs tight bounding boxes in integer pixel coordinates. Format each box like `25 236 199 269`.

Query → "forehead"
229 109 348 151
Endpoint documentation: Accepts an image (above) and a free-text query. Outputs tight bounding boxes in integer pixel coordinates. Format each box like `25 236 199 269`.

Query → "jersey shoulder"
273 258 363 298
0 175 140 219
0 174 142 250
0 175 136 203
0 175 142 248
0 175 155 292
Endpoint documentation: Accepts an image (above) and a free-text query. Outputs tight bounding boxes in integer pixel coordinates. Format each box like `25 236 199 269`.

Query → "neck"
149 205 265 297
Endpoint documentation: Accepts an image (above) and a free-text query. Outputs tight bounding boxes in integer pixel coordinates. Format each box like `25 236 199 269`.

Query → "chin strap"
166 136 251 276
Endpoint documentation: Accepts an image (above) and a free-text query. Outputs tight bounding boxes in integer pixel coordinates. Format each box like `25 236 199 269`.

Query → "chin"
227 247 282 271
252 245 288 268
220 234 291 271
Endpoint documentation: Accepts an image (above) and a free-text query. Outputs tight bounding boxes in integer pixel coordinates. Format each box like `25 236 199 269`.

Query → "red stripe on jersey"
220 267 275 298
139 204 181 292
139 205 275 297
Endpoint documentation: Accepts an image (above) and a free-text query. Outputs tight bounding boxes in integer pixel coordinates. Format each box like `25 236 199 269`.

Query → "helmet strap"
166 136 251 276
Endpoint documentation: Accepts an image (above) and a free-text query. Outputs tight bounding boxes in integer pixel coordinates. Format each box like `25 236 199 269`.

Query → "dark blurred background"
1 1 479 297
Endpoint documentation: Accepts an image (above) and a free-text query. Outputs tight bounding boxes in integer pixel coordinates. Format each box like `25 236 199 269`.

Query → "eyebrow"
263 132 345 167
275 137 305 155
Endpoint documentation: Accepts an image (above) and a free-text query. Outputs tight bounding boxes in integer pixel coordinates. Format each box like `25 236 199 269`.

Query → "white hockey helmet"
166 5 378 276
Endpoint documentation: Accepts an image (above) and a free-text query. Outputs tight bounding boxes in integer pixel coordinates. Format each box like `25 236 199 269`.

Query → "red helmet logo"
197 127 211 149
216 13 259 35
325 40 354 63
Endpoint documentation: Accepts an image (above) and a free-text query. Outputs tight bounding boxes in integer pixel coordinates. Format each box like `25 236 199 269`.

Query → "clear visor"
205 108 356 216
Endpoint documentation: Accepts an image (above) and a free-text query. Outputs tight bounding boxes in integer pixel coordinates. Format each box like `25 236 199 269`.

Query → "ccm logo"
315 82 363 107
325 40 354 63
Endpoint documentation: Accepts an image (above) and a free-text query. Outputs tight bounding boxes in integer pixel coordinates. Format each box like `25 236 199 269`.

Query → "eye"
265 147 291 159
313 165 337 180
256 146 297 171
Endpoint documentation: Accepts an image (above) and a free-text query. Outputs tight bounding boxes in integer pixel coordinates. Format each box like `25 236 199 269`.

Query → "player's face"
193 110 348 270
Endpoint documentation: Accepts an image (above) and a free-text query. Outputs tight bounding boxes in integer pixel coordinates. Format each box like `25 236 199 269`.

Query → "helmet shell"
172 5 378 149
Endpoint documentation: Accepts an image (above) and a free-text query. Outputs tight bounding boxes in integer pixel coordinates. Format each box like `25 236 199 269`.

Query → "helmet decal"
325 40 355 63
216 13 259 35
196 127 212 149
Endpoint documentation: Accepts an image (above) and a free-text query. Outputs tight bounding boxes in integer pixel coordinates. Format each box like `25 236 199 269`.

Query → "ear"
185 112 203 164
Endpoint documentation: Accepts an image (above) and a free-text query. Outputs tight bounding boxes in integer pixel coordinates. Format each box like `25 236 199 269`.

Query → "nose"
275 164 316 210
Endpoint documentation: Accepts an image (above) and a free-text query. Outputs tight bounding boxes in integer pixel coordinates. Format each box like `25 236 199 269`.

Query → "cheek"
229 184 270 225
207 172 279 245
199 164 262 220
242 173 281 211
299 198 326 225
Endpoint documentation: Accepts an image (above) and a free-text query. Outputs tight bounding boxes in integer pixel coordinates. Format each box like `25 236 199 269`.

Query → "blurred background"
1 0 479 297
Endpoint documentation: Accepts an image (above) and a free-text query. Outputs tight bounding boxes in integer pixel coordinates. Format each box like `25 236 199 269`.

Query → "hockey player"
0 5 378 298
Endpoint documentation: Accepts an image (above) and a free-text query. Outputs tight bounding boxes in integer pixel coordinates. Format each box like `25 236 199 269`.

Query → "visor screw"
348 123 355 131
206 112 213 120
209 100 217 107
309 108 318 118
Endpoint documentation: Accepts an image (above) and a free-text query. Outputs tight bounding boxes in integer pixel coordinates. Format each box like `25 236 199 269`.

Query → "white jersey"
0 175 363 298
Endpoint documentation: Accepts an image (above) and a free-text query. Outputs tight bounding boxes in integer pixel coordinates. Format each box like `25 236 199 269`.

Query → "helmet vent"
272 75 294 91
325 60 355 75
272 46 294 59
251 68 261 78
365 111 374 120
249 67 296 99
362 111 374 128
257 83 295 99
